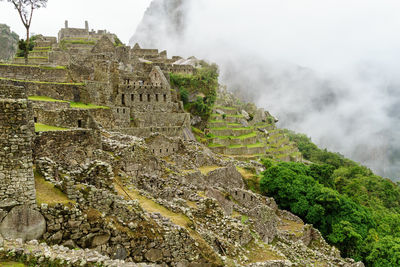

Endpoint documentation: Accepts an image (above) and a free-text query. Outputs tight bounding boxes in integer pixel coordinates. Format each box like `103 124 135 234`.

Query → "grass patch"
213 132 257 140
34 171 72 206
34 123 68 132
70 102 109 109
228 144 244 149
191 126 203 135
0 63 66 70
208 143 224 148
0 77 81 86
226 114 244 118
0 262 26 267
28 96 68 103
247 143 265 148
198 166 220 175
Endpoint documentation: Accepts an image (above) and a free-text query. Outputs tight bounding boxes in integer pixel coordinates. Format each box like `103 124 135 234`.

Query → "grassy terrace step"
34 123 68 132
0 63 66 70
33 46 51 50
210 127 254 137
29 96 109 109
28 96 68 103
211 131 257 140
208 142 265 149
0 77 81 86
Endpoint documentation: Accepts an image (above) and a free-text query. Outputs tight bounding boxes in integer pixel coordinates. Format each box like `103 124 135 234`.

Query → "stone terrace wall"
0 85 36 208
132 112 190 128
0 64 69 83
0 79 85 102
33 129 102 167
34 108 130 130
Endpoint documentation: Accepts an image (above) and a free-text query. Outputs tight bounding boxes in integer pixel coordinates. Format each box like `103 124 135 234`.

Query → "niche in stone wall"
78 120 82 128
163 94 167 102
122 94 125 106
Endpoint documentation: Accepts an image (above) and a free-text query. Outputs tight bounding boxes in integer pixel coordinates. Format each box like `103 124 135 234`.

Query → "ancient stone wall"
34 108 130 130
31 100 70 111
33 129 102 168
131 112 190 128
120 126 184 138
0 85 36 208
145 134 181 157
0 64 69 83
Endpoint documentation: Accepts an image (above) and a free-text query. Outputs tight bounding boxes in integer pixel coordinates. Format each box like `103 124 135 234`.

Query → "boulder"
0 205 46 241
240 119 249 127
91 233 110 247
241 110 250 120
112 244 127 260
145 248 163 262
215 109 225 115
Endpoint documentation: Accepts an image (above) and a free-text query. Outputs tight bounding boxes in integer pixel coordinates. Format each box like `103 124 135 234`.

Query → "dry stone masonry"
0 84 36 208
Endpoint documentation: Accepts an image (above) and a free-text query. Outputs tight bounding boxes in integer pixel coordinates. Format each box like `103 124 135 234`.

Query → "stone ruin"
0 22 365 267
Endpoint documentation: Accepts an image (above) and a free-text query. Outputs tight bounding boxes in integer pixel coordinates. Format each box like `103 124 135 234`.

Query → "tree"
2 0 48 63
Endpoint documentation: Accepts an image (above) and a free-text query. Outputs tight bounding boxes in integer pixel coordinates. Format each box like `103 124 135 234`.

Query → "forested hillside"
260 131 400 266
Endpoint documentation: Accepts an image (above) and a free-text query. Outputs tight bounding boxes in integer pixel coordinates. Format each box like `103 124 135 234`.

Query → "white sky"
0 0 152 44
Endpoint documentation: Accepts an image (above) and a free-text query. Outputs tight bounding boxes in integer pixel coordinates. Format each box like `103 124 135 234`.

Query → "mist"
131 0 400 180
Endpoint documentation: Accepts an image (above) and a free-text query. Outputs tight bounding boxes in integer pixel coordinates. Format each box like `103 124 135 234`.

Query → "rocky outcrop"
0 24 19 61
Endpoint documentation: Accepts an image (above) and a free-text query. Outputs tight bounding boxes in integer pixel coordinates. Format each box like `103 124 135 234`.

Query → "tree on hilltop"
1 0 48 63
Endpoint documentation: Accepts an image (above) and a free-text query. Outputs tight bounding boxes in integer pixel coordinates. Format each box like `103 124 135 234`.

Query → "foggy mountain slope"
0 24 19 61
130 0 400 180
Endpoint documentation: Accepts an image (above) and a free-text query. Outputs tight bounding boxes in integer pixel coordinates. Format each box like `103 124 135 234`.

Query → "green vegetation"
113 36 124 47
28 96 67 103
70 102 109 109
0 262 26 267
34 123 68 132
0 77 80 86
260 131 400 266
16 35 37 57
28 96 110 110
170 61 219 122
0 64 66 70
34 171 73 206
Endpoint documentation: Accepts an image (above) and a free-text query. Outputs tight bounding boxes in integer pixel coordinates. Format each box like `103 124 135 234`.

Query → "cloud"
131 0 400 179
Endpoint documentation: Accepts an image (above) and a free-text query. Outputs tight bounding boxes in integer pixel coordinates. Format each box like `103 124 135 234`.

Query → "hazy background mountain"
0 24 19 61
130 0 400 180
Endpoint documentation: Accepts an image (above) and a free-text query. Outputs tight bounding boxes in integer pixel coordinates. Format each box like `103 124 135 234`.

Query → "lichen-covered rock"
0 205 46 241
